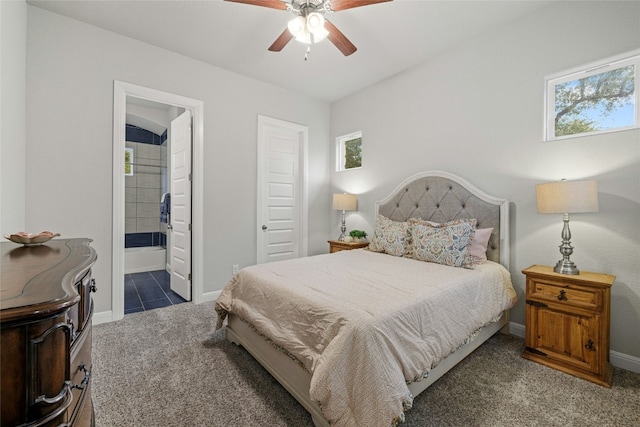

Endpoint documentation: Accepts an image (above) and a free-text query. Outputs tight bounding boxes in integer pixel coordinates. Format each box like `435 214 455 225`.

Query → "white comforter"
215 249 517 427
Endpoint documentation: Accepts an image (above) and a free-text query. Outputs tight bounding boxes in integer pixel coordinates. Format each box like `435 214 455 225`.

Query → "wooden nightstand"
328 240 369 253
522 264 615 387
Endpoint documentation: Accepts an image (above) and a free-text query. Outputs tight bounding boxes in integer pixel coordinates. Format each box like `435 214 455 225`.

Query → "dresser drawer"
67 322 92 426
528 279 600 311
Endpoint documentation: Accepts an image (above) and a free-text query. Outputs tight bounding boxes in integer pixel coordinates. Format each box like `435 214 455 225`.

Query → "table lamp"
333 193 357 241
536 179 599 275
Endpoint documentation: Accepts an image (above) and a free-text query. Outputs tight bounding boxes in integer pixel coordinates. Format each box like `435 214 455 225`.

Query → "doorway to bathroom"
123 99 188 314
112 81 204 322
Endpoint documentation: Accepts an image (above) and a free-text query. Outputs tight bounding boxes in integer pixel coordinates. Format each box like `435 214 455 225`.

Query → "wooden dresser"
522 264 615 387
1 238 97 426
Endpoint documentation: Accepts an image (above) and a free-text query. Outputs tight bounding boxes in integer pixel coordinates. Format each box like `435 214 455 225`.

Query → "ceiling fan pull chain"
305 44 311 61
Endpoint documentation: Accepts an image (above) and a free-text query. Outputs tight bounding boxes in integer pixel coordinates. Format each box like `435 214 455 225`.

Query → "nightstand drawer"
529 280 600 311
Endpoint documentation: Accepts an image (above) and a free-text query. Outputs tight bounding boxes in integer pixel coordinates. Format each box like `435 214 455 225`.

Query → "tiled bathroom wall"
125 125 168 248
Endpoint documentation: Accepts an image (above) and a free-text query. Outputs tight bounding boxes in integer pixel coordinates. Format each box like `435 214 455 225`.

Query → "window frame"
336 131 362 172
544 49 640 142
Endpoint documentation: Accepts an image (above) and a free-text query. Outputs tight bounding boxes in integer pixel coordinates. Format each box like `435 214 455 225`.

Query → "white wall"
331 1 640 359
25 6 331 314
0 0 27 235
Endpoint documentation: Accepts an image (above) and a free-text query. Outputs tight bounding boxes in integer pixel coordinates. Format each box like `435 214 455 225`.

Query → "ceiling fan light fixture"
288 12 328 45
287 15 306 37
310 26 329 43
306 12 325 33
294 33 312 44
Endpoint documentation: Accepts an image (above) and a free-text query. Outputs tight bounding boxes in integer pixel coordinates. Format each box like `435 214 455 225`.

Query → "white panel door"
170 110 192 300
257 117 307 264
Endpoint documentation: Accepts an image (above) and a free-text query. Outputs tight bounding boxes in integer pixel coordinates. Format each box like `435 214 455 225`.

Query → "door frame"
256 115 309 263
112 81 204 322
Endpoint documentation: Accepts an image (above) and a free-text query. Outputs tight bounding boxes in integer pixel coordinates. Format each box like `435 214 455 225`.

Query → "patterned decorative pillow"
406 218 439 258
368 214 411 257
409 219 477 268
409 219 492 265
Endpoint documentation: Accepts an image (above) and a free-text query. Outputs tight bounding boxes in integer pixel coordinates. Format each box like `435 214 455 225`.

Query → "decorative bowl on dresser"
1 238 97 426
522 264 615 387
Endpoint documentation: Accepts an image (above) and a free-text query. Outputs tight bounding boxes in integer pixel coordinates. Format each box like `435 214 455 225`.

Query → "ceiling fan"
225 0 392 57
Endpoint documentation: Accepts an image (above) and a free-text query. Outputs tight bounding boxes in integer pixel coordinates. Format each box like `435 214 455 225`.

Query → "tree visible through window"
344 137 362 169
337 131 362 171
546 51 639 141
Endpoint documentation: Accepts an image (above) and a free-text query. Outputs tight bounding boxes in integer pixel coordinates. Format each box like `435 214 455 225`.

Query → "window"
125 147 134 176
336 131 362 171
545 50 639 141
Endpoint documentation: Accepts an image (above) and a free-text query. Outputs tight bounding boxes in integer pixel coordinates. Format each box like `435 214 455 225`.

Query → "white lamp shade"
333 193 357 211
306 12 325 33
287 16 306 37
310 27 329 43
536 180 599 214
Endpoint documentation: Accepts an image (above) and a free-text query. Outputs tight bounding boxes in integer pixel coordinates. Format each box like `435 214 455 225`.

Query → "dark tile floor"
124 270 187 315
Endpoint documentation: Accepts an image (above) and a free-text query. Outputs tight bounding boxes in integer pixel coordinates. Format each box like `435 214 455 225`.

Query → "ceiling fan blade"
329 0 392 12
224 0 288 10
325 20 357 56
268 28 295 52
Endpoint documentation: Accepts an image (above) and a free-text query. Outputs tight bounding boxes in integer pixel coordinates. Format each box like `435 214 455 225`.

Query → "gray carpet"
93 301 640 426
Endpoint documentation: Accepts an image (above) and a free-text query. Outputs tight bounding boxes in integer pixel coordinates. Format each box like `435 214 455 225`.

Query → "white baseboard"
93 310 113 325
509 321 640 374
508 321 525 338
610 350 640 374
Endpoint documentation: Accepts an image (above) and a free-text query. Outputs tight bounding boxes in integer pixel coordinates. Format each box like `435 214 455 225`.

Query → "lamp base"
553 213 580 275
338 210 347 242
554 259 580 275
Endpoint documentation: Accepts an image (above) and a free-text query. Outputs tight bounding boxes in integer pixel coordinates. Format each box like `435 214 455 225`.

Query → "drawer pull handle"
67 318 77 341
90 278 98 293
585 339 596 351
35 381 72 404
557 290 568 301
72 363 91 390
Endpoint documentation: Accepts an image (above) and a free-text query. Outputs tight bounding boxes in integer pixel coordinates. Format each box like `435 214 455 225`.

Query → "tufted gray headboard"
376 171 509 268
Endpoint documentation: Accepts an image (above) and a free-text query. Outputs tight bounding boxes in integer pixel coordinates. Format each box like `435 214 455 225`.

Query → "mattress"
215 249 517 427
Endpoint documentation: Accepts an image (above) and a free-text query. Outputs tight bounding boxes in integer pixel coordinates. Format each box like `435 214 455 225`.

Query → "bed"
215 171 516 427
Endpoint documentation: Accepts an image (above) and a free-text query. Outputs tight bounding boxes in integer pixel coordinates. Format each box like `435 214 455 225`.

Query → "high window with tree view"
337 131 362 171
545 50 639 141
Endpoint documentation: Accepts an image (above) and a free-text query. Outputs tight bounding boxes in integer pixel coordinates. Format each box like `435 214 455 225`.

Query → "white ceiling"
27 0 555 103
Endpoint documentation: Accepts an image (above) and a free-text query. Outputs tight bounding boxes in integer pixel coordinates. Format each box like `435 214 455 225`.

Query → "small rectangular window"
125 147 134 176
336 131 362 171
545 50 639 141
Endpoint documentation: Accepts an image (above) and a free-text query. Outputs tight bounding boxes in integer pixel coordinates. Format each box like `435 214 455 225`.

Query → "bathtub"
124 246 167 274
